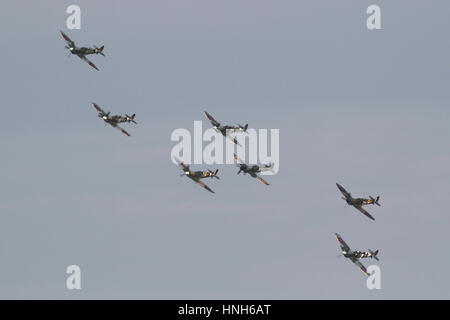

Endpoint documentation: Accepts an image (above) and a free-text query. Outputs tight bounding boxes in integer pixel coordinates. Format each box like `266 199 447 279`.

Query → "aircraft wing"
350 257 370 276
189 176 214 193
91 102 105 115
254 175 269 186
204 111 220 127
110 123 130 137
174 157 189 172
355 206 375 221
336 183 351 199
233 153 244 164
77 54 99 71
225 133 241 147
335 233 351 252
60 30 75 47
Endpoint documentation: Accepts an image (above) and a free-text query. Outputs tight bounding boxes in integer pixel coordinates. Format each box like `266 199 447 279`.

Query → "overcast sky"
1 0 450 299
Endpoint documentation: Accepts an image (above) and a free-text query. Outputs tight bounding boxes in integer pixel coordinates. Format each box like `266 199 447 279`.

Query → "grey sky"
1 1 450 299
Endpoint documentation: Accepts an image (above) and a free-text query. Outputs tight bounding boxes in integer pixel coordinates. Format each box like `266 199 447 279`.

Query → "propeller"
65 46 72 57
236 164 247 175
180 168 190 177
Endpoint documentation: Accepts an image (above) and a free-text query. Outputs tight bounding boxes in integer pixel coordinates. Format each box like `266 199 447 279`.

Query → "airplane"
204 111 248 147
60 30 105 71
233 154 273 186
336 183 380 221
174 157 219 194
91 102 136 136
335 233 379 276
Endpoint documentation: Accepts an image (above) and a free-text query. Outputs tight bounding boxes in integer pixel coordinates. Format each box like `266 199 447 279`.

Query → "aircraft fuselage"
346 197 367 207
240 165 260 175
343 250 374 259
185 171 213 179
69 46 99 55
100 114 131 125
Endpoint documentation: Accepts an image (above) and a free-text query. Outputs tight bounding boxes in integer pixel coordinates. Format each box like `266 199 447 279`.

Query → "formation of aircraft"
171 110 274 192
336 183 380 221
233 154 273 186
335 183 382 277
174 157 219 194
91 103 136 137
59 30 383 282
204 111 248 146
335 233 379 276
60 30 105 71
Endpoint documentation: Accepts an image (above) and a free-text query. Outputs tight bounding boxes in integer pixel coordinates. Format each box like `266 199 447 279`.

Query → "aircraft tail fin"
370 249 379 261
96 45 105 56
126 113 137 124
208 169 220 179
369 195 381 206
243 124 248 132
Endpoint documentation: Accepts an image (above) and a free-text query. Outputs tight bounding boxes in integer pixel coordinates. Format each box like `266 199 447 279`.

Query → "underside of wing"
174 157 188 172
91 102 104 114
203 111 220 127
192 177 214 193
60 30 74 47
255 175 269 186
336 183 350 198
233 153 244 164
335 233 351 252
225 133 241 146
356 206 375 221
78 54 99 71
111 123 130 136
351 258 370 276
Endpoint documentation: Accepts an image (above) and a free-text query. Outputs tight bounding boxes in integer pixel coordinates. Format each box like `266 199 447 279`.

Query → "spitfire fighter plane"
174 157 219 194
335 233 379 276
233 154 273 186
91 103 136 136
336 183 380 221
204 111 248 146
60 31 105 71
